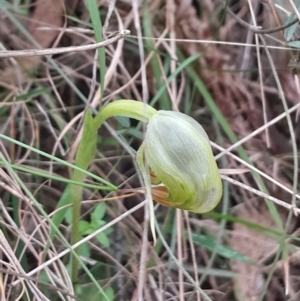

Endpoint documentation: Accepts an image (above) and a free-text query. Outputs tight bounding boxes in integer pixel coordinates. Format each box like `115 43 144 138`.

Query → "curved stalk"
71 100 156 283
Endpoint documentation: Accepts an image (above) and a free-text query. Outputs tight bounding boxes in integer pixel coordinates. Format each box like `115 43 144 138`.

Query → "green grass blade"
0 134 116 189
86 0 105 102
0 162 115 190
143 2 170 110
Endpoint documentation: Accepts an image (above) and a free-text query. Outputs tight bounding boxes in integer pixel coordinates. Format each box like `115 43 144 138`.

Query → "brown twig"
0 30 130 58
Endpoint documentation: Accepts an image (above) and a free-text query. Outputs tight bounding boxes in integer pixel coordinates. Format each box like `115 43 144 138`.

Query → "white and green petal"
137 110 222 213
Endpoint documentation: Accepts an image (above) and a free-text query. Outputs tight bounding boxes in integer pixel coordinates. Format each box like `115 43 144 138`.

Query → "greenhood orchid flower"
70 99 222 277
136 110 222 213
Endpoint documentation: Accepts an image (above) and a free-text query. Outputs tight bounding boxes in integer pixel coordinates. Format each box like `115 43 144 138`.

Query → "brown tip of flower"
151 185 171 206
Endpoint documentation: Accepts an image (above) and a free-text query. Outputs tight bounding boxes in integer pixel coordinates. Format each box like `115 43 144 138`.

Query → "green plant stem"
71 100 157 283
71 110 98 283
93 99 157 128
71 170 87 282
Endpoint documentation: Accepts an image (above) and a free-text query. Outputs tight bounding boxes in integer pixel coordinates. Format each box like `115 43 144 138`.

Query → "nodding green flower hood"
137 110 222 213
89 99 223 243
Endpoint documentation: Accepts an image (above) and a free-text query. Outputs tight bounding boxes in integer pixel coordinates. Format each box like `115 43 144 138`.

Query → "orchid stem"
71 100 156 284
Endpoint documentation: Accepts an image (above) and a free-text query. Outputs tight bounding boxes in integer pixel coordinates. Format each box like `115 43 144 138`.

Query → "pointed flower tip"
137 110 222 213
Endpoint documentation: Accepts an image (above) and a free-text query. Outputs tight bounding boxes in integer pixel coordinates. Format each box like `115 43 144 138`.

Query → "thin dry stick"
0 267 77 300
212 142 300 201
103 0 117 33
294 74 300 121
66 11 126 163
0 199 40 260
238 0 257 79
248 0 270 147
0 231 50 301
221 175 300 215
0 30 130 58
214 101 300 160
184 211 201 301
224 1 298 34
0 182 32 204
167 0 178 110
128 34 293 50
176 209 184 301
0 273 4 301
138 212 150 301
11 200 147 287
155 219 213 301
154 41 178 109
148 274 163 301
17 106 37 165
44 11 68 112
260 35 298 210
166 1 183 298
288 0 300 22
131 0 150 299
101 28 168 102
35 101 65 155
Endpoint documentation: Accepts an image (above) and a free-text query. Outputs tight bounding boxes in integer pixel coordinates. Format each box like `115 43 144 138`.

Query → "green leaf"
96 232 110 248
79 283 114 301
50 185 72 238
288 41 300 48
104 227 113 235
79 221 91 235
128 128 143 139
116 116 130 127
100 287 114 301
189 233 254 264
79 242 91 258
91 202 106 222
284 10 299 42
15 87 51 101
64 207 72 225
93 219 106 228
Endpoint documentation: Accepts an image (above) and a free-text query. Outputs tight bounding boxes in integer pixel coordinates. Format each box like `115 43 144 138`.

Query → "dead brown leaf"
1 0 76 85
229 202 279 301
19 0 65 70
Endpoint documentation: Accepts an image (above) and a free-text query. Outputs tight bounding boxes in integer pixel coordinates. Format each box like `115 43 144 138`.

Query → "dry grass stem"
0 30 130 58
